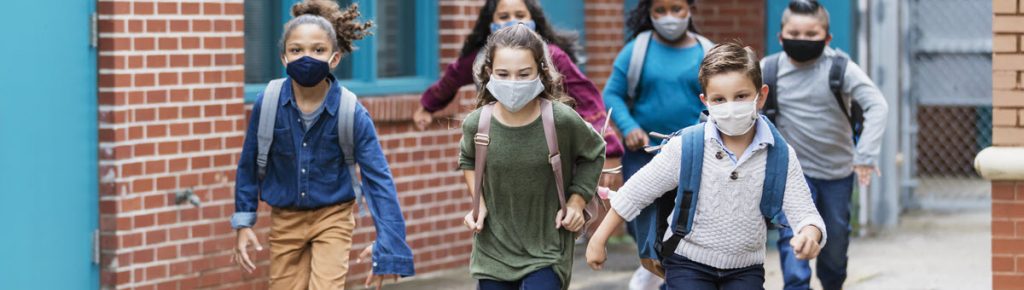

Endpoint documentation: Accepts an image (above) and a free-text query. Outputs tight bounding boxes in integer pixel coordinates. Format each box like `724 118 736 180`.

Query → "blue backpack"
636 116 792 261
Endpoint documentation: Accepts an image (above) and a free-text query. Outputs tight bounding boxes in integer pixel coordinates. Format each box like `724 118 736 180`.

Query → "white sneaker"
628 266 664 290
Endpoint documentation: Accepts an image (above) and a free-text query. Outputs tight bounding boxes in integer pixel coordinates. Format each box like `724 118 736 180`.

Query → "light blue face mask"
486 76 545 113
490 20 537 33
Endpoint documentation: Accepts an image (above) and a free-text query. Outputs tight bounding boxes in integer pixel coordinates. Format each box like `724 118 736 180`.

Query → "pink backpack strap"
471 104 494 222
539 100 568 216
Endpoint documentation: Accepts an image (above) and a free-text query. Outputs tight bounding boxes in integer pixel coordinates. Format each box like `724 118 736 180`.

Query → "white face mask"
650 15 690 42
707 95 759 136
486 76 545 113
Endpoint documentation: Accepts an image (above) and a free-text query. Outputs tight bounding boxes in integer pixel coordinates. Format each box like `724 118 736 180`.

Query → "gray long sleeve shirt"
761 47 889 180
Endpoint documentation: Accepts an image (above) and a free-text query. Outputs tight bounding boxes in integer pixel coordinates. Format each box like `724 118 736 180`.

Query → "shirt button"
301 168 307 174
730 172 739 180
297 118 301 123
302 142 307 147
300 192 306 197
715 152 724 160
373 262 378 267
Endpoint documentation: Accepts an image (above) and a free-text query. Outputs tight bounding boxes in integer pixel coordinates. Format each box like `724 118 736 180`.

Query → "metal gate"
903 0 992 209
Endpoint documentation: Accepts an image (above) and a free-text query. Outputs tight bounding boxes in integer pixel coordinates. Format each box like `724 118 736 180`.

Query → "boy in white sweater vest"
586 43 826 290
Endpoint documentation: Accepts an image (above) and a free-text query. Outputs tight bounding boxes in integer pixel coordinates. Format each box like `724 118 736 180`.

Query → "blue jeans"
777 174 854 290
623 149 656 241
663 253 765 290
478 267 561 290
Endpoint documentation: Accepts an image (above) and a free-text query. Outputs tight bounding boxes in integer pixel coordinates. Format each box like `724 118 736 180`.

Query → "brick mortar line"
99 48 244 56
100 65 245 74
97 15 245 21
98 32 245 38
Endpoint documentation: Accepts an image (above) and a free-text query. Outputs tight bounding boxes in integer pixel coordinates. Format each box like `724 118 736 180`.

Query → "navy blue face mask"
286 56 332 87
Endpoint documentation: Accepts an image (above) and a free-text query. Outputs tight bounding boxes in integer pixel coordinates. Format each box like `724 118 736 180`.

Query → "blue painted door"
0 0 99 289
765 0 857 59
541 0 586 67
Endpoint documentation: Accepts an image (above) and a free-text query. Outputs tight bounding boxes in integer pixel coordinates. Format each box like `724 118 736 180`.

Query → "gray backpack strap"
337 86 367 216
256 78 287 179
692 32 715 55
626 30 654 102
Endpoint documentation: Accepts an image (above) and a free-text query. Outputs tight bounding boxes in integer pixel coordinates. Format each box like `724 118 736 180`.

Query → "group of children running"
230 0 888 289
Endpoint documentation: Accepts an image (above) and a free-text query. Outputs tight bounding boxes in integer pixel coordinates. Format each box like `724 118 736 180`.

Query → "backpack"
762 50 865 143
255 78 367 215
625 30 715 106
470 99 603 238
634 116 791 267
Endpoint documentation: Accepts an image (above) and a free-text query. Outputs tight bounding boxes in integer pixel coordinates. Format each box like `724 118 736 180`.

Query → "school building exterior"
4 0 1013 289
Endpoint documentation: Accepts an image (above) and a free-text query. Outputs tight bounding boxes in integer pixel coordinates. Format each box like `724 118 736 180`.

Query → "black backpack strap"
829 53 853 131
762 54 782 123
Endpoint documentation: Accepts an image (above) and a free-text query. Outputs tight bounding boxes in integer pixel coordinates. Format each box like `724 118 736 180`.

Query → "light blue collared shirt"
705 116 776 167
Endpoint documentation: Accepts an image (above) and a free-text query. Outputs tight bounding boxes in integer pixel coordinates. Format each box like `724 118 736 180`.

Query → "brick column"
992 0 1024 288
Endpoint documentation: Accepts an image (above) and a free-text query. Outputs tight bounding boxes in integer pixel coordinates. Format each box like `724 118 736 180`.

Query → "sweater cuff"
853 153 877 167
610 191 643 222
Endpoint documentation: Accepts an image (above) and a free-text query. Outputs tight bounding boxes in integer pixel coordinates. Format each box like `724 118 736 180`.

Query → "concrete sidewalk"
382 208 990 289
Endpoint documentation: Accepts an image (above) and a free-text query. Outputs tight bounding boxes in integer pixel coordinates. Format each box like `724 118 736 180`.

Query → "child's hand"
357 243 400 290
853 165 879 186
585 237 608 270
791 226 823 260
413 106 433 131
464 206 487 233
625 129 650 151
557 194 588 232
231 227 262 274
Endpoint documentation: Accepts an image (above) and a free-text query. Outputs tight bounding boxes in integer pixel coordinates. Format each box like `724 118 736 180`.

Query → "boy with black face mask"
761 1 888 290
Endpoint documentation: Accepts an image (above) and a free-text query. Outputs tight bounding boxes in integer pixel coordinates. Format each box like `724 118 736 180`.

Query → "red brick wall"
96 0 768 288
993 0 1024 288
97 0 250 288
692 0 767 56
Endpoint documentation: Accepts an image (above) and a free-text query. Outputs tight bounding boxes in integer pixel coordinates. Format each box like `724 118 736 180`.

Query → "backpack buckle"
474 133 490 146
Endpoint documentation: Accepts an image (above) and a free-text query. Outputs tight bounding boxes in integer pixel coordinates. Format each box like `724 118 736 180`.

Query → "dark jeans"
622 149 656 241
777 174 855 290
663 254 765 290
478 267 561 290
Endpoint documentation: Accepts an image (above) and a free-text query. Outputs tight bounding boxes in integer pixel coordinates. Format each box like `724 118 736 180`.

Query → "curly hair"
281 0 373 55
473 24 572 108
460 0 581 64
625 0 699 41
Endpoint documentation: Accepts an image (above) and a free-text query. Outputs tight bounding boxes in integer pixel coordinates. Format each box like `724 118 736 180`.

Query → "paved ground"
383 207 990 290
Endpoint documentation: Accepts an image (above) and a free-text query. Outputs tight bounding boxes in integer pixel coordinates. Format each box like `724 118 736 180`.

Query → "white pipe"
974 147 1024 180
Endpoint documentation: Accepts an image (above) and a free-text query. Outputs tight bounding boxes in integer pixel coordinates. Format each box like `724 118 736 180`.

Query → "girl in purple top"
412 0 624 158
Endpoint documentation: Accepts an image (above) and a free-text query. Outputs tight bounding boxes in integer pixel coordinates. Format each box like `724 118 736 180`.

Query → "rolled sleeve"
230 212 257 229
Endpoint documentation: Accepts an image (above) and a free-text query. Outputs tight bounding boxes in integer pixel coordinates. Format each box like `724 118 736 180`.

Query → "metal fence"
903 0 992 208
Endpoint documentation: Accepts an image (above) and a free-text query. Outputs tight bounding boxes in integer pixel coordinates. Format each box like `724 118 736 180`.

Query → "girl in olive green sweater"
458 24 606 290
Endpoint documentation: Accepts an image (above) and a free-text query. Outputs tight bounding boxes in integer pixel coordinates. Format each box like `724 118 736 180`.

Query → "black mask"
781 38 827 62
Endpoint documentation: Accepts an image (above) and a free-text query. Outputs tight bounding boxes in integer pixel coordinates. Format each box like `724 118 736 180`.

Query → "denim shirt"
231 75 415 276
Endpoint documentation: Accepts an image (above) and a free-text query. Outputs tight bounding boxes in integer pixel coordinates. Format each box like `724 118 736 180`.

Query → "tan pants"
269 201 355 290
